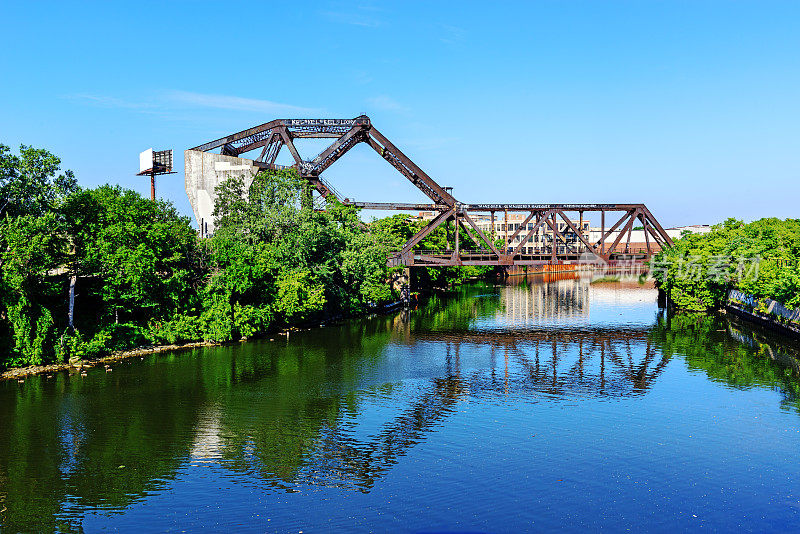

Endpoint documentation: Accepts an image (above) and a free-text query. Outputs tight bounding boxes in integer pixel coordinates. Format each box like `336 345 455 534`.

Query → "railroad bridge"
185 116 673 267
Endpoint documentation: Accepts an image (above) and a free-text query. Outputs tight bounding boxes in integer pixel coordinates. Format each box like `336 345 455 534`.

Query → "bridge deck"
390 249 655 268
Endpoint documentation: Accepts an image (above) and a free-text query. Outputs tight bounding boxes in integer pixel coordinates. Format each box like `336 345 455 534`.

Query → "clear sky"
1 1 798 228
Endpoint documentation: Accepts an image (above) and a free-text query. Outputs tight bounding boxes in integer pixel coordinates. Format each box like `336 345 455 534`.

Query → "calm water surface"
2 274 800 532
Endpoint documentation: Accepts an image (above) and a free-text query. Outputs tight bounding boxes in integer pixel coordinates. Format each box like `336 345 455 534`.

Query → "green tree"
651 217 800 311
201 169 400 342
0 145 77 366
0 144 77 219
63 185 201 329
0 212 65 365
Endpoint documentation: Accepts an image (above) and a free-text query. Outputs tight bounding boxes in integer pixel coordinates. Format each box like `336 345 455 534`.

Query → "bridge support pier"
393 267 412 305
403 267 412 305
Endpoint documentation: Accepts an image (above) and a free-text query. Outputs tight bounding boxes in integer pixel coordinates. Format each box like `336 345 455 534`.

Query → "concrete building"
184 150 263 237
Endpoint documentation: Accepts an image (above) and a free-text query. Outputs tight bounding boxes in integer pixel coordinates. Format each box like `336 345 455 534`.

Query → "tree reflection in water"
650 311 800 411
0 275 799 531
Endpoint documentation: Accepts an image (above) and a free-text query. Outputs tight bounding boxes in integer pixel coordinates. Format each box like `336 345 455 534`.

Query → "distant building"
666 225 712 238
416 211 712 255
419 211 589 254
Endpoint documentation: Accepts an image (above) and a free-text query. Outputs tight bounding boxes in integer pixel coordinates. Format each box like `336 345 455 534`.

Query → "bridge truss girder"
189 116 673 267
191 116 456 207
386 203 673 268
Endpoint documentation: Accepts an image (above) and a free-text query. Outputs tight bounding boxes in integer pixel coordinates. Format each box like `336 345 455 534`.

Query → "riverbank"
1 325 327 381
726 302 800 340
1 297 412 381
724 311 800 375
0 264 493 380
650 217 799 312
1 339 216 381
0 155 435 373
657 285 800 342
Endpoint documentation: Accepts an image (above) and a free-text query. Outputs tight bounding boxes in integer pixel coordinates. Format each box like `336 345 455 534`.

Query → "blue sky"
1 1 798 228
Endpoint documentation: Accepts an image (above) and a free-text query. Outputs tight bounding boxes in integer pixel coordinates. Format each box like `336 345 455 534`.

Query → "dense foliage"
0 145 495 370
150 169 397 345
1 145 78 366
651 218 800 311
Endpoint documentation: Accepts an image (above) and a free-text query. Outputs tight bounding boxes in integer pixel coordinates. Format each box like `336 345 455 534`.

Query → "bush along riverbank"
0 144 493 374
650 217 800 334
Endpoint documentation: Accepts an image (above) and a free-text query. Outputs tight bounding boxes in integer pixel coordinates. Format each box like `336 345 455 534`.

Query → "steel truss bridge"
188 116 673 267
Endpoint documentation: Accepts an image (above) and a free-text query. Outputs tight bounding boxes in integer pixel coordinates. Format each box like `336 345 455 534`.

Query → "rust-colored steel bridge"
188 116 673 267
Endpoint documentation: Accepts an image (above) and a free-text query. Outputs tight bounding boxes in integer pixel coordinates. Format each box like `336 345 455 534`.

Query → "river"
1 273 799 532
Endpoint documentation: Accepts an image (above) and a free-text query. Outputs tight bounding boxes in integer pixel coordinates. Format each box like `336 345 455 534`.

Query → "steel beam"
347 202 447 211
558 211 598 256
191 119 283 153
401 208 455 256
278 127 303 166
640 205 674 246
366 127 456 206
461 211 502 257
309 124 366 172
605 209 637 257
512 210 551 256
593 210 632 249
463 203 640 211
507 211 537 243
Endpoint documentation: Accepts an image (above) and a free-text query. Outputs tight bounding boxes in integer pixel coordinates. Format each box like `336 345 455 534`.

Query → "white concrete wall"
184 149 259 235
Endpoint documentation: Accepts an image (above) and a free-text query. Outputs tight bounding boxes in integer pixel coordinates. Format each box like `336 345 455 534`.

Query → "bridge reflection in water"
4 274 800 531
188 274 666 492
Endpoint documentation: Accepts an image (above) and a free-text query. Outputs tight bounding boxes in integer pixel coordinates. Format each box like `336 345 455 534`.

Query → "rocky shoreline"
1 339 218 381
